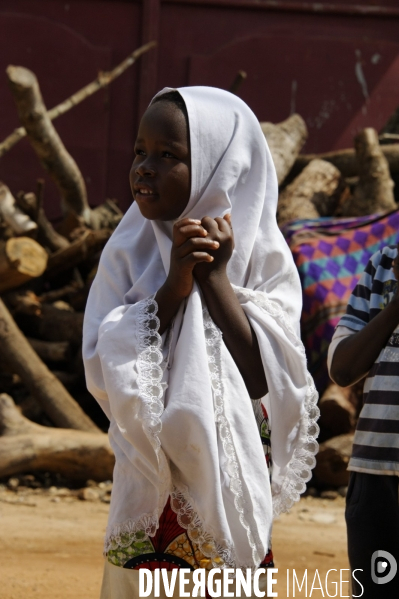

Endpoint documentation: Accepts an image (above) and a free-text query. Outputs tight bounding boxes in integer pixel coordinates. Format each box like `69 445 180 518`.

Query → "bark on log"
16 304 84 347
3 290 41 316
293 143 399 179
16 191 70 252
277 159 344 227
0 237 48 293
90 199 123 231
0 394 113 481
46 228 111 276
6 66 90 222
0 182 37 235
318 384 357 439
0 299 99 432
260 114 308 185
27 338 71 363
313 433 354 488
341 128 396 216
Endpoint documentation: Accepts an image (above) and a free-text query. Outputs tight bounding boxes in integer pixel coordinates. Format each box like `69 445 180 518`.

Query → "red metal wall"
1 0 399 216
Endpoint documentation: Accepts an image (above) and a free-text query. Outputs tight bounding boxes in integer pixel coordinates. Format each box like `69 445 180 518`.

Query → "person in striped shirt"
328 243 399 598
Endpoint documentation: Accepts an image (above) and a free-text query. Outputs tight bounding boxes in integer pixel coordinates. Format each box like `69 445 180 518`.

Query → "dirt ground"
0 489 351 599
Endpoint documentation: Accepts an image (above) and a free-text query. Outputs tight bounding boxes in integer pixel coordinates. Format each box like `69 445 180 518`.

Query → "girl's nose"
135 162 155 177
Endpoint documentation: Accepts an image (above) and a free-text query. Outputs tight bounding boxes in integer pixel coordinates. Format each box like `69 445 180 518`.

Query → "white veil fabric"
82 86 319 570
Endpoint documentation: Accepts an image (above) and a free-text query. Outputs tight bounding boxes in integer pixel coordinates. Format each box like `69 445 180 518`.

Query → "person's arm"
194 216 268 399
330 299 399 387
330 247 399 387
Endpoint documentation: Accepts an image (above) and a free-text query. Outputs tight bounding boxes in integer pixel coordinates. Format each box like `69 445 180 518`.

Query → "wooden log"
0 182 37 235
313 433 354 488
277 159 344 227
3 289 42 316
0 237 48 293
318 384 357 439
260 114 308 185
0 299 99 432
6 66 90 222
27 338 71 363
293 143 399 179
341 128 396 216
16 303 84 347
0 394 113 481
16 190 70 252
0 42 156 157
90 199 123 231
46 228 111 276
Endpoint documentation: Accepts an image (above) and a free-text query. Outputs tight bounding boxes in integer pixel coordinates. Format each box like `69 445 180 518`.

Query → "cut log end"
6 65 37 89
0 237 48 294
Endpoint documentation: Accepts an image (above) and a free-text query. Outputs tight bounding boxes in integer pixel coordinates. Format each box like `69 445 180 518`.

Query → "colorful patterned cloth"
282 209 399 394
108 403 274 571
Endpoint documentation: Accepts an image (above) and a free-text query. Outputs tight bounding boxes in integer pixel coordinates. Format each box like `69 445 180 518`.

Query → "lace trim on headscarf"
136 296 166 454
168 308 264 569
104 512 158 553
202 308 262 565
232 285 320 517
105 297 170 553
170 486 237 569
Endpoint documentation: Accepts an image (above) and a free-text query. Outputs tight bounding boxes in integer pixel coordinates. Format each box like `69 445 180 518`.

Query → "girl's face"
130 101 191 221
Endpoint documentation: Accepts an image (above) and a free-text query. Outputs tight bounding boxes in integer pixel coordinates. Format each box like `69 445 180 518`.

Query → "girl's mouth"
135 186 158 201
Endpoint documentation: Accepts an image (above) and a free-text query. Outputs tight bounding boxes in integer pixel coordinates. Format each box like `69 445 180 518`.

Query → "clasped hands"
166 215 234 300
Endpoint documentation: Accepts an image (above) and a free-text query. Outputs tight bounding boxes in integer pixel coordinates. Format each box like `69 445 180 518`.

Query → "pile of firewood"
0 45 159 484
261 113 399 225
261 110 399 489
0 50 398 489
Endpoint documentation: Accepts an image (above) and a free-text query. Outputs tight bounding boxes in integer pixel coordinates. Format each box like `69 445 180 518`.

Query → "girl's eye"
162 151 176 159
135 149 146 156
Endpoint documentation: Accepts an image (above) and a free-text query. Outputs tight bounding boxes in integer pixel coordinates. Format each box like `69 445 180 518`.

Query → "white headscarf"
83 86 319 570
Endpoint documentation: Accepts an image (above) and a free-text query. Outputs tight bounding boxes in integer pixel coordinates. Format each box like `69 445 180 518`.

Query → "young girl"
83 87 319 597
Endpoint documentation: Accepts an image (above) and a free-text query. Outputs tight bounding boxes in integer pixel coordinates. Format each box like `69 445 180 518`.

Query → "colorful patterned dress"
107 403 274 571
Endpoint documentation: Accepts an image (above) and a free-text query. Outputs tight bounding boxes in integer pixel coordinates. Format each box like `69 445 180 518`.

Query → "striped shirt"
336 245 399 475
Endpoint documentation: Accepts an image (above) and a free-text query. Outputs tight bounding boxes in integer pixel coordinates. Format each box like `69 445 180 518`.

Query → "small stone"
100 495 111 504
86 479 98 488
320 490 338 500
338 486 348 498
78 487 100 501
98 481 113 491
50 496 61 503
8 477 19 490
56 488 71 497
310 512 336 525
48 486 58 495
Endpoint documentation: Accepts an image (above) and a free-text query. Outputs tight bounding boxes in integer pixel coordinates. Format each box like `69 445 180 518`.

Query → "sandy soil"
1 490 350 599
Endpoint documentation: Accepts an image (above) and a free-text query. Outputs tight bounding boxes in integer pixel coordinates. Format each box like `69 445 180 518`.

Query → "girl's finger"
215 216 232 235
201 216 219 237
175 218 202 228
178 224 208 238
183 252 214 266
178 237 219 258
173 219 205 246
